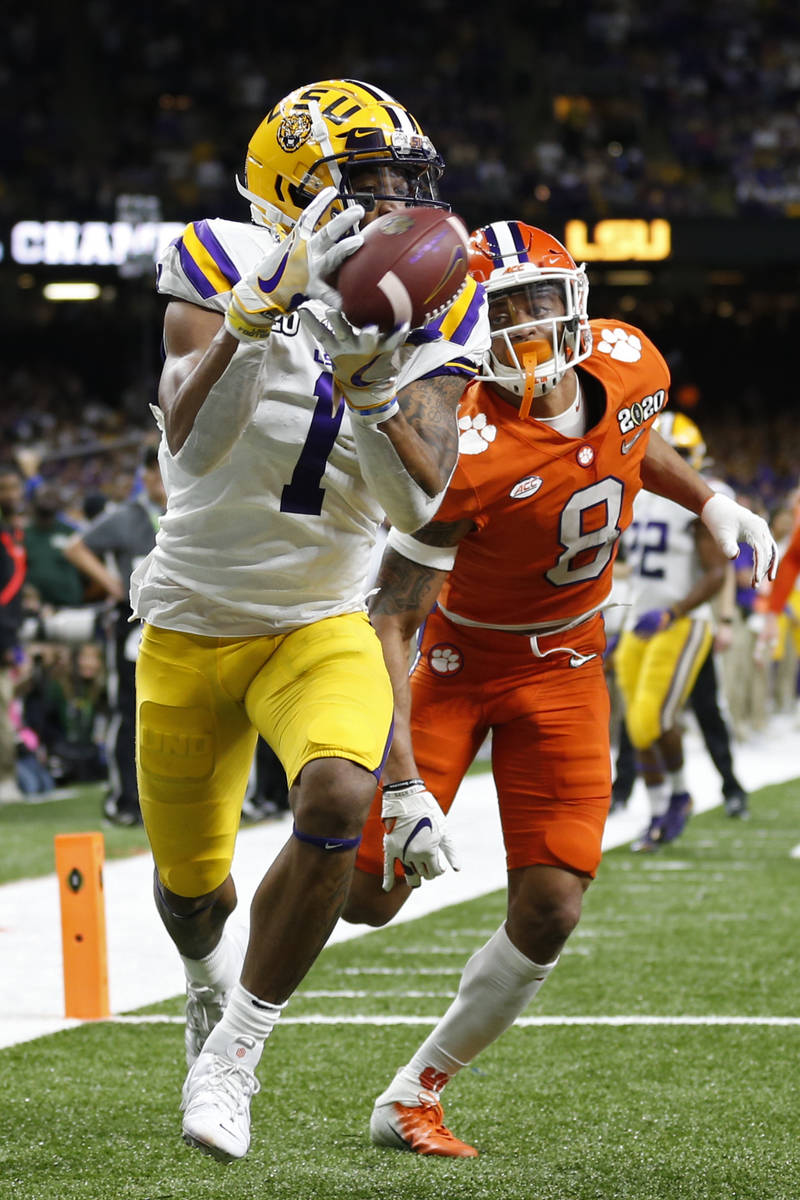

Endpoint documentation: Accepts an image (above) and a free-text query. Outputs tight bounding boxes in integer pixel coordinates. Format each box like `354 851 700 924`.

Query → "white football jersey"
130 217 489 636
621 490 712 624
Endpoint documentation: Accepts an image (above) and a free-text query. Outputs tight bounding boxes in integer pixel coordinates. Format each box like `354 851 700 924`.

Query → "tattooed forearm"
397 374 464 470
413 518 473 547
369 549 446 620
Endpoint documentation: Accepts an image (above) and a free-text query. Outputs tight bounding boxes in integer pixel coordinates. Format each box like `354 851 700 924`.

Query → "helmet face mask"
338 157 441 212
469 222 592 412
237 79 446 228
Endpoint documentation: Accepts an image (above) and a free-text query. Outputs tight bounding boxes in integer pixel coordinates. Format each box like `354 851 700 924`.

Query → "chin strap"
518 350 538 420
235 175 293 228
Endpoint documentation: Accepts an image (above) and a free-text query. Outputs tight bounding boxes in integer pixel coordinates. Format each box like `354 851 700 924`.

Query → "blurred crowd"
4 1 800 225
0 448 290 820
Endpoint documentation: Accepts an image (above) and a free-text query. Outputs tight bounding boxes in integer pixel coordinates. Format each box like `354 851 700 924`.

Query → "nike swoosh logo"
402 817 433 858
569 653 598 668
620 428 645 454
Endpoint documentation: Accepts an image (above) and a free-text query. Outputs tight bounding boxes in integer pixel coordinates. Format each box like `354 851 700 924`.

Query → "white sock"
181 924 243 991
200 982 285 1072
376 923 557 1108
645 780 670 818
667 765 687 795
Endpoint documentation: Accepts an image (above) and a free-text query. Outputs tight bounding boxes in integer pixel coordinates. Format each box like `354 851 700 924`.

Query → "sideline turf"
2 778 798 1200
0 784 150 884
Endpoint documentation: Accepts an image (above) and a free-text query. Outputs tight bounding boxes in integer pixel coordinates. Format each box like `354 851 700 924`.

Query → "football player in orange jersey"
758 491 800 670
342 220 778 1158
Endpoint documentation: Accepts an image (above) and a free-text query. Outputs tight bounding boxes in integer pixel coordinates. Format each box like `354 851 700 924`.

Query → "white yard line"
98 1014 800 1028
1 713 798 1049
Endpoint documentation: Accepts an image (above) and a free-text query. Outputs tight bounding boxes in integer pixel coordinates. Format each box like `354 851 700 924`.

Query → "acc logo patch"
509 474 543 500
428 644 463 675
277 112 313 151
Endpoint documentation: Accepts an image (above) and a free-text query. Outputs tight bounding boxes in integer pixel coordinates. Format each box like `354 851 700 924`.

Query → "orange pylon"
54 832 110 1019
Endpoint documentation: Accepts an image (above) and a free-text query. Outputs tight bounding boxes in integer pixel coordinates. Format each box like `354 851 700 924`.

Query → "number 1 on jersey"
280 373 343 516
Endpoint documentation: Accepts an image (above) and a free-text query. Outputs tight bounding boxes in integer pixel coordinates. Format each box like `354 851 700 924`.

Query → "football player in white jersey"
614 412 736 850
129 78 489 1162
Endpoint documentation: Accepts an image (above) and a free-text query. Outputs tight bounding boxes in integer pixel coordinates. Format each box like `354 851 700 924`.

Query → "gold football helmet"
237 79 445 229
654 411 707 471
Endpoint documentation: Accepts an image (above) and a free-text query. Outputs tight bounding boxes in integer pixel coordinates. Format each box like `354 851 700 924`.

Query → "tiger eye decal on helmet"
236 78 447 230
467 221 593 408
276 112 313 152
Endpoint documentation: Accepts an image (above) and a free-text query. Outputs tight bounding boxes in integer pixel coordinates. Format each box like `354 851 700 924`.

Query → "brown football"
335 208 470 332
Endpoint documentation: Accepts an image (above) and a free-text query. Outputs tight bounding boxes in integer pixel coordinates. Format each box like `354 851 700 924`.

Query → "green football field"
2 777 799 1200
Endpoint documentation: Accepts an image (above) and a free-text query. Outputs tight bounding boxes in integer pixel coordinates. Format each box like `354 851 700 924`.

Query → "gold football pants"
135 613 393 896
615 616 712 750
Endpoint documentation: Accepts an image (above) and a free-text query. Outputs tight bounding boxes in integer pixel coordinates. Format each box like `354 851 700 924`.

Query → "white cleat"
181 1045 260 1162
184 925 248 1067
185 985 227 1069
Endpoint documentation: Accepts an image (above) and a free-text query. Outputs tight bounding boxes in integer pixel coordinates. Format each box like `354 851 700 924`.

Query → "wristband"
386 527 459 572
224 302 277 344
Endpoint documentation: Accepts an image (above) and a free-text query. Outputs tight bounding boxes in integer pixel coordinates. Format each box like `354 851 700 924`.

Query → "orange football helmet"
468 221 592 415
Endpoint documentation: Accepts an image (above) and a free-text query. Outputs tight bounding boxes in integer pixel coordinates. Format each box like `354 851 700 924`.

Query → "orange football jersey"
766 513 800 614
435 319 671 628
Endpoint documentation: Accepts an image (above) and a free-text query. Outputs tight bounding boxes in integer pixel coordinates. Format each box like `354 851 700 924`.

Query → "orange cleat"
370 1099 478 1158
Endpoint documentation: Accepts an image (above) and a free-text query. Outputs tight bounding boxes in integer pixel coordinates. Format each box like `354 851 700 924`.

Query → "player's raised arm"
160 187 363 470
300 308 469 532
642 430 777 585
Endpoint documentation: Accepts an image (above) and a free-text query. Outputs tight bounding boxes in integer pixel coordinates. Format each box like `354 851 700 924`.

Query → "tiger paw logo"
597 328 642 362
428 644 463 675
458 412 496 455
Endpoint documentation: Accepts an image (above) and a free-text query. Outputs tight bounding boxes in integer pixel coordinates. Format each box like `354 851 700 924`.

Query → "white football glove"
700 493 778 586
300 307 408 424
225 187 364 344
380 779 460 891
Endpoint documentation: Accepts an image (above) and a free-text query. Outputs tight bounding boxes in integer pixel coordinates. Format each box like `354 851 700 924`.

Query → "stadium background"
3 8 800 1196
3 0 800 522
